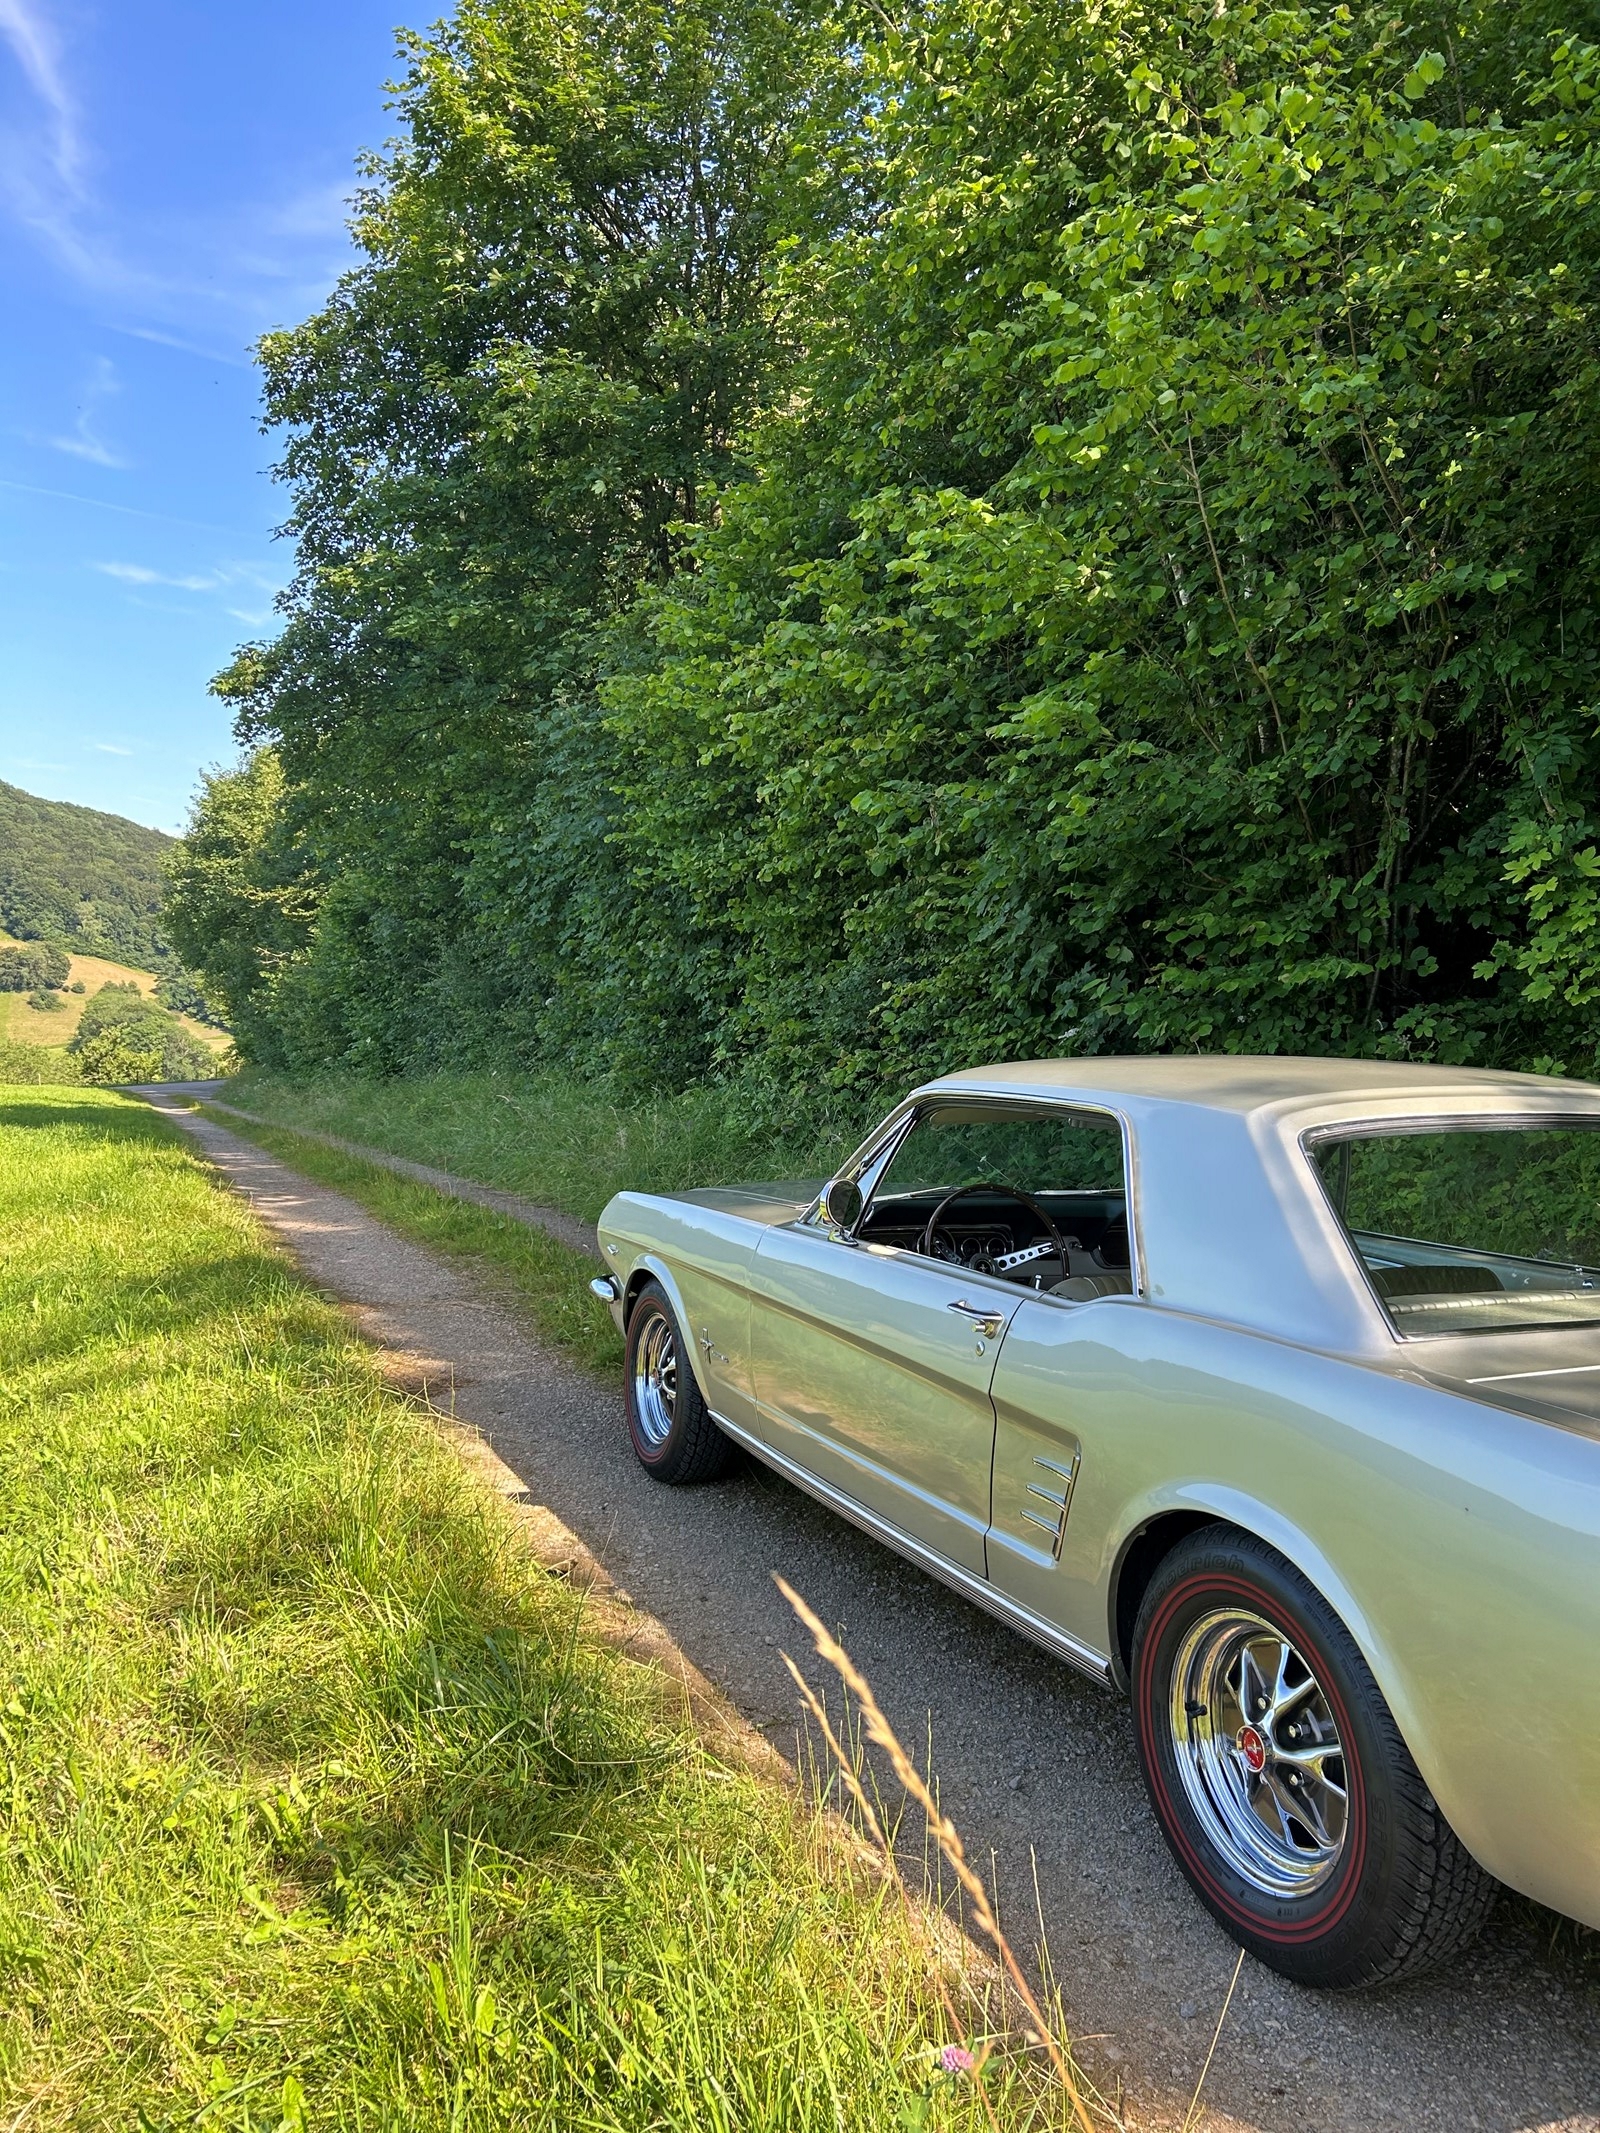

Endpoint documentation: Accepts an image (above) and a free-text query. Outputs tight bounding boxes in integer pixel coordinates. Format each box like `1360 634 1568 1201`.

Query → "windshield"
1312 1123 1600 1334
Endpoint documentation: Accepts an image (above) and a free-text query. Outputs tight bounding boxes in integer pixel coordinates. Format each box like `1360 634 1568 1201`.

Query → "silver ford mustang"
593 1057 1600 1988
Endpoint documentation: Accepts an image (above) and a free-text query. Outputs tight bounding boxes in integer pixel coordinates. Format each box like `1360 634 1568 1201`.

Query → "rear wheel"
1131 1528 1496 1988
624 1281 738 1484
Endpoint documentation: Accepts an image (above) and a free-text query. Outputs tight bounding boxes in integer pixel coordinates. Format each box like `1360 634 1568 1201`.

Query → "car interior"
1313 1127 1600 1332
847 1102 1135 1299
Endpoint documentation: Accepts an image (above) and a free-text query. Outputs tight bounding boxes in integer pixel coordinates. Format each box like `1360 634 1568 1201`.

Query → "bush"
69 983 218 1084
0 942 70 992
26 989 65 1014
0 1041 78 1086
72 1031 167 1085
73 980 145 1036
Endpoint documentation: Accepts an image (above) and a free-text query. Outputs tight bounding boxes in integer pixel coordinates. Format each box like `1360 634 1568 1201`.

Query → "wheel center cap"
1235 1724 1268 1775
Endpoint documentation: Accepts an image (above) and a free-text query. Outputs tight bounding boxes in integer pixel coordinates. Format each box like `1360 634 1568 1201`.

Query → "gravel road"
140 1095 1600 2133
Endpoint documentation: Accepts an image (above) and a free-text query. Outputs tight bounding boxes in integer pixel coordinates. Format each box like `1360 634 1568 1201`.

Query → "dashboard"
858 1187 1130 1284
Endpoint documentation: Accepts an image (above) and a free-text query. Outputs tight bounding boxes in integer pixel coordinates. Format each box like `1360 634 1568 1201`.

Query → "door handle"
947 1298 1006 1339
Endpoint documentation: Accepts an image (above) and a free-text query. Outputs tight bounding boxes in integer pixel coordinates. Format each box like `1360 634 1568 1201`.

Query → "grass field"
229 1071 868 1225
0 933 229 1056
0 1086 1074 2130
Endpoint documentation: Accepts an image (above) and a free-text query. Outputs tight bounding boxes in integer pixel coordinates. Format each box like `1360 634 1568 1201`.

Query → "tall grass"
229 1070 875 1222
0 1088 1073 2129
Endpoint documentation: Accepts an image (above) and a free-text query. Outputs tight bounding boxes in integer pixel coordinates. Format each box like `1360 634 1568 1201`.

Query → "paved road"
141 1096 1600 2133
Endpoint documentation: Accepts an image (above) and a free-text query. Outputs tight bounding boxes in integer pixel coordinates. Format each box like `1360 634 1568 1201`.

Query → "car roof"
917 1053 1600 1123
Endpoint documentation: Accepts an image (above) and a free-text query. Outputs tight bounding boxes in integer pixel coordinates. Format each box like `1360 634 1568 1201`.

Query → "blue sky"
0 1 419 832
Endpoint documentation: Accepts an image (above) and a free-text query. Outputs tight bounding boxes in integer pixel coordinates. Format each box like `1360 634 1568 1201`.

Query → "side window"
858 1102 1133 1291
874 1106 1124 1198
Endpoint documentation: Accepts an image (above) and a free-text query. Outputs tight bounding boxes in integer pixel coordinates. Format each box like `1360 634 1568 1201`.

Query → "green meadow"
0 1088 1062 2130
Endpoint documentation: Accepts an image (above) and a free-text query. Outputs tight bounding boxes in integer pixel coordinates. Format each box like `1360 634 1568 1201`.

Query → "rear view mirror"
822 1176 864 1232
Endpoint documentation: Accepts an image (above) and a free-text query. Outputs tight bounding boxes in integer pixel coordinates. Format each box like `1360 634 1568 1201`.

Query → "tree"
209 0 832 1078
0 941 70 991
73 1032 165 1086
163 751 317 1061
605 0 1600 1091
67 983 218 1084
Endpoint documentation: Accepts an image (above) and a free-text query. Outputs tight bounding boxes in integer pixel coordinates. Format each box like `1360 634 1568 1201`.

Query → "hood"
667 1180 825 1226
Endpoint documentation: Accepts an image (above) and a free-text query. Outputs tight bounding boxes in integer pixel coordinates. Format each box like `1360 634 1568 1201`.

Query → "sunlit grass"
228 1069 867 1224
0 1086 1071 2130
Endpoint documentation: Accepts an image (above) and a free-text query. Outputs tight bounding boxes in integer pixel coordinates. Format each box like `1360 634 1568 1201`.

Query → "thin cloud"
114 323 253 369
0 0 99 275
97 560 218 591
259 177 355 244
93 742 133 756
0 474 238 535
0 0 82 189
95 558 282 608
49 357 129 468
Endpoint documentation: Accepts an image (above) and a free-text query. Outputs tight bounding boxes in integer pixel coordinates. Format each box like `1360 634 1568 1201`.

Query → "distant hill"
0 780 177 970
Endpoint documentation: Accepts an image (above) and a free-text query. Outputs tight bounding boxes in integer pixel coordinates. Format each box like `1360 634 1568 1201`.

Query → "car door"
749 1219 1017 1573
748 1098 1129 1576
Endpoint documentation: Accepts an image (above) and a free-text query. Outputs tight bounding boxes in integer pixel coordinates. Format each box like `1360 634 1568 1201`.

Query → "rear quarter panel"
989 1297 1600 1926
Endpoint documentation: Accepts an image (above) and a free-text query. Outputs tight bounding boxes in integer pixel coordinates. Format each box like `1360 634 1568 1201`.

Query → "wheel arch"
621 1256 714 1401
1106 1488 1401 1731
1109 1509 1222 1687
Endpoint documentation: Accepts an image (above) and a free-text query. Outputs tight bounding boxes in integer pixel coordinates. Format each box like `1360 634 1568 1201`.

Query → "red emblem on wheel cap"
1236 1725 1268 1774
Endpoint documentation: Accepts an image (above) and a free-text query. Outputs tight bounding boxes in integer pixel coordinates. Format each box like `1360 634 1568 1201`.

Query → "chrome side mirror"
822 1176 864 1233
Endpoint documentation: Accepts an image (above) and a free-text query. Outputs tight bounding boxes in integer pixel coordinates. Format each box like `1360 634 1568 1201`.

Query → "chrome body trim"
709 1406 1115 1685
1020 1451 1081 1561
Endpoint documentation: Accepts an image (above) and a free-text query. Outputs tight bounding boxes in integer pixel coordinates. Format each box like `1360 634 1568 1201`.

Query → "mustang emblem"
1236 1725 1269 1775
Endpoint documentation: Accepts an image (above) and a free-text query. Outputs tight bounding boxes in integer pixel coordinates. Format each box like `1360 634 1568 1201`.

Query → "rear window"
1311 1124 1600 1334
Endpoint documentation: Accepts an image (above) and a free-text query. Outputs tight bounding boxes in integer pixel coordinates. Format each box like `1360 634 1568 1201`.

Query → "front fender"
619 1252 717 1406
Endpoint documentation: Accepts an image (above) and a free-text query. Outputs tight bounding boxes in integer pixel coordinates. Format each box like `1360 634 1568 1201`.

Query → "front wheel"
1131 1528 1496 1988
624 1281 739 1485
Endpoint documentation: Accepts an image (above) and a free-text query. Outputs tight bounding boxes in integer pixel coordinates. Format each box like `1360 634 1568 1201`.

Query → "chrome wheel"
632 1309 678 1449
1169 1606 1349 1898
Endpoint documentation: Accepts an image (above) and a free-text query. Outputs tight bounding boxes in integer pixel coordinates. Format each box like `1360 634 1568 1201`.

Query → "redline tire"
623 1281 739 1485
1131 1528 1496 1988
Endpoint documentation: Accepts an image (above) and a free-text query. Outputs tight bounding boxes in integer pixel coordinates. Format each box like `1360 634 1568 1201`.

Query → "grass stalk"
777 1576 1101 2133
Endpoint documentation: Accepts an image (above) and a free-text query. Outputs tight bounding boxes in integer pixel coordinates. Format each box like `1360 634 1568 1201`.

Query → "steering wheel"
920 1183 1068 1279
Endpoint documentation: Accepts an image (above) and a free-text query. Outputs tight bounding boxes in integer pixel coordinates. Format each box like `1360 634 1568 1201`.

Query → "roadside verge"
165 1095 622 1374
118 1088 1096 2128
